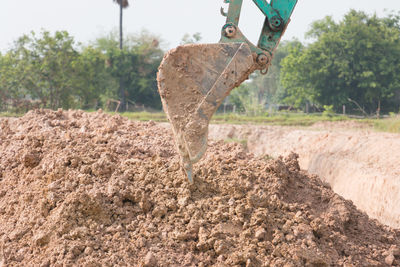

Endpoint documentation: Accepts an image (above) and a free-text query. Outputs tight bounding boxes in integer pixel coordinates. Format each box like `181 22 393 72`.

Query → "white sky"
1 0 400 52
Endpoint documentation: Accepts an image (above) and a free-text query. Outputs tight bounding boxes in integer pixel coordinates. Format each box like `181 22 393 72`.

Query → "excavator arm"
157 0 297 182
221 0 297 71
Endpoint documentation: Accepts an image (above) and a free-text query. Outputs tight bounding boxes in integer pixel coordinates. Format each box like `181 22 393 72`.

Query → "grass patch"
6 110 400 134
115 111 353 126
114 112 167 122
0 112 24 118
372 116 400 133
211 113 350 126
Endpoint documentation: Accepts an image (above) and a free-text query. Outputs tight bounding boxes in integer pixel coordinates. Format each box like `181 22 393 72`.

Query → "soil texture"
208 124 400 228
1 110 399 266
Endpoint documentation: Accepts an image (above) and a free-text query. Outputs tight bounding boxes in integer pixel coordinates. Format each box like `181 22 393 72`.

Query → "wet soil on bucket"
0 109 399 266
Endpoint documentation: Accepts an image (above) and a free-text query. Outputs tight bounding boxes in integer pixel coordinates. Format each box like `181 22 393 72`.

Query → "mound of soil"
0 109 399 266
208 124 400 229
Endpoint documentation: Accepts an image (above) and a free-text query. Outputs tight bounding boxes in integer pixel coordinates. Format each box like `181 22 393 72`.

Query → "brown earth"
1 109 400 266
208 123 400 229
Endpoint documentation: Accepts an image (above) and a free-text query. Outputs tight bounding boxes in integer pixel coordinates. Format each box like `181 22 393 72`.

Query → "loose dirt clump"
0 109 399 266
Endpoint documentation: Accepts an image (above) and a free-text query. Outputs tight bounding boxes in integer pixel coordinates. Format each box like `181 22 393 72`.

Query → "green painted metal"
253 0 297 21
219 0 297 69
225 0 243 25
252 0 278 18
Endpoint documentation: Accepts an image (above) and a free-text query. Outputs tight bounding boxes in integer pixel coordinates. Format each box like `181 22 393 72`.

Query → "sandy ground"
208 122 400 229
1 110 400 266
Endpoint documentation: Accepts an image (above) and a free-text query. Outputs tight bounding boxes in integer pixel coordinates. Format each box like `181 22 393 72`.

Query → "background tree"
0 29 164 113
279 41 312 109
95 31 164 110
73 46 117 109
0 51 26 111
113 0 130 111
227 40 299 114
2 31 81 110
113 0 129 50
280 10 400 115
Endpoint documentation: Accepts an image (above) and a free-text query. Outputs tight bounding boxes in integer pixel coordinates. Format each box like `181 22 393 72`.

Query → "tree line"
1 10 400 116
231 10 400 116
0 30 164 112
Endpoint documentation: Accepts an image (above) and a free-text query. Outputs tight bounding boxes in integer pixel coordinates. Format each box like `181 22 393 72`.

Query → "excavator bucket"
157 0 297 183
157 43 255 182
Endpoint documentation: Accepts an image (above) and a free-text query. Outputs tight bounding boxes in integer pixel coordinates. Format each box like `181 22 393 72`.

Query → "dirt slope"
208 124 400 229
0 110 400 266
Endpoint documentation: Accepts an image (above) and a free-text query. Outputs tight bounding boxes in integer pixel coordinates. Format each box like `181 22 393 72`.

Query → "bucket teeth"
157 42 255 182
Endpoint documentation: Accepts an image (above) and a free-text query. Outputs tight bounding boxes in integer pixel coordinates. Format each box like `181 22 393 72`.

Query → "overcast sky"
1 0 400 52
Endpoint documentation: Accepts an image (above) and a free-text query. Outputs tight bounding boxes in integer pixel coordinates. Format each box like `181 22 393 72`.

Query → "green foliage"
0 30 163 112
267 40 303 104
0 112 24 118
373 115 400 133
279 41 310 108
229 82 267 116
95 30 164 110
3 10 400 117
73 46 117 109
322 105 335 116
281 10 400 114
0 52 17 109
0 31 82 111
227 41 299 114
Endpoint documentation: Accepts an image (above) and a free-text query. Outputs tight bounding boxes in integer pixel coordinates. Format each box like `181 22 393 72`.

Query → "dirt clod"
385 254 395 266
144 251 157 267
0 109 400 266
22 151 41 168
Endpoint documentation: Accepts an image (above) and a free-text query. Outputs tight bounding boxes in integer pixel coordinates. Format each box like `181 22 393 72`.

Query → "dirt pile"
1 110 399 266
208 124 400 228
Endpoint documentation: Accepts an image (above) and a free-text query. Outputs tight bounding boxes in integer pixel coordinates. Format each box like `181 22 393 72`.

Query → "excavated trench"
208 122 400 229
